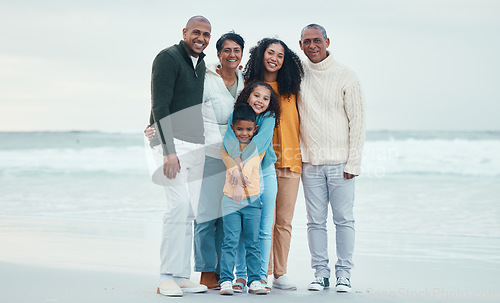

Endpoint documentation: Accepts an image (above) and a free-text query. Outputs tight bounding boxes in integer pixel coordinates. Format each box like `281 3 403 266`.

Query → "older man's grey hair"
300 24 328 40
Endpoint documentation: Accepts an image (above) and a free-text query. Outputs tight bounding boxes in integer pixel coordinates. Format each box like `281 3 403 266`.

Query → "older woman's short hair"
216 31 245 53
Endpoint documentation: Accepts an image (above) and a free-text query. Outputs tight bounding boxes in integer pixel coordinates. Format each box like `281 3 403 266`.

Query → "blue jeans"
219 195 262 286
235 165 277 280
302 163 355 279
193 156 225 274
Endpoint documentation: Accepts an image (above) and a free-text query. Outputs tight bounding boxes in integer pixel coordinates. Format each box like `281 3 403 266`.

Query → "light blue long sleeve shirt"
222 112 277 169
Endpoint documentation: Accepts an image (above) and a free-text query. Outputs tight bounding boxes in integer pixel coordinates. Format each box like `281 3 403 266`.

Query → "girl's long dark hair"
235 81 281 126
243 38 304 99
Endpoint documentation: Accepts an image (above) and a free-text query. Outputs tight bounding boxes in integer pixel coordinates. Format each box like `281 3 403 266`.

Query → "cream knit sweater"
297 53 365 175
202 64 244 159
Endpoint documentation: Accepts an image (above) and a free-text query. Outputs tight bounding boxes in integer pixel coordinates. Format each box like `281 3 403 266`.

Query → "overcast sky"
1 0 499 131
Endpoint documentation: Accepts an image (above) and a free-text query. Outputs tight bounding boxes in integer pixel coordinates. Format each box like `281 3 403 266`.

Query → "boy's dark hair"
232 102 256 124
216 31 245 53
234 81 281 126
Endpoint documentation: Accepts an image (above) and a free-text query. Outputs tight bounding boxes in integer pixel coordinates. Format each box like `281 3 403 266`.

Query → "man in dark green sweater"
149 15 211 297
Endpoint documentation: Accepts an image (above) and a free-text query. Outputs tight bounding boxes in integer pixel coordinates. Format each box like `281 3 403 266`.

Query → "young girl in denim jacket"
219 82 280 295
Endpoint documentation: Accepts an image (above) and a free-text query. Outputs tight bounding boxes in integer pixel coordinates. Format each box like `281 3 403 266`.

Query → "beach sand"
1 215 499 303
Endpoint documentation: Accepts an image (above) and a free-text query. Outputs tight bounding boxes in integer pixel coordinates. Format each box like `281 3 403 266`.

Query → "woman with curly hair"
233 38 304 292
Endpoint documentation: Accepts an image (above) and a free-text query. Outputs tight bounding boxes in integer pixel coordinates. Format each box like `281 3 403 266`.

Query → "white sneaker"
307 277 330 291
272 275 297 290
175 278 208 293
220 281 234 295
335 277 351 292
157 278 183 297
247 281 268 295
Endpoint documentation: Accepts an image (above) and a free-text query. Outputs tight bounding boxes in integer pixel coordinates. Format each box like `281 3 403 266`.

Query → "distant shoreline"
1 129 500 140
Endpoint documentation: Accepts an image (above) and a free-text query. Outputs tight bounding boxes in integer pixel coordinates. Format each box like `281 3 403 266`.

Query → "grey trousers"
302 163 355 279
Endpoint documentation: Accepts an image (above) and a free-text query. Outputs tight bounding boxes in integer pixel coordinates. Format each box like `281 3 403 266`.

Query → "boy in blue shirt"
218 103 267 295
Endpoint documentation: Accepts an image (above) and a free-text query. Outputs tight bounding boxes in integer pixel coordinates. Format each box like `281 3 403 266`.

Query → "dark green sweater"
149 40 206 156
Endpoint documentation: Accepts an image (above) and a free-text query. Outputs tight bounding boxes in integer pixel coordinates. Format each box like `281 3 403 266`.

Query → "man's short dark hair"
232 103 256 124
216 31 245 53
185 15 211 29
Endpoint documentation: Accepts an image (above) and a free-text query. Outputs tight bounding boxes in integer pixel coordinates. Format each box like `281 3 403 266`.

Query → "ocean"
1 130 499 238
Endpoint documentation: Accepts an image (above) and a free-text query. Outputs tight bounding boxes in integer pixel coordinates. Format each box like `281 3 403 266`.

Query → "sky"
1 0 499 131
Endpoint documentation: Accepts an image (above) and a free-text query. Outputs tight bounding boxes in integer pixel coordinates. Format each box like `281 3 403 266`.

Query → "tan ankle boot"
200 272 219 289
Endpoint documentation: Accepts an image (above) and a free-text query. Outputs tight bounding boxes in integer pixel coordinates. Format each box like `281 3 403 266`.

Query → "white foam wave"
362 139 500 177
0 146 148 174
1 139 499 177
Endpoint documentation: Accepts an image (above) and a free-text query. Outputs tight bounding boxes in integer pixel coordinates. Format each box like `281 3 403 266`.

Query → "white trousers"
147 138 205 278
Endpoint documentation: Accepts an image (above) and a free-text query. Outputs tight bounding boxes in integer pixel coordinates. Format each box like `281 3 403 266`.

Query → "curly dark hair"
234 81 281 127
243 38 304 99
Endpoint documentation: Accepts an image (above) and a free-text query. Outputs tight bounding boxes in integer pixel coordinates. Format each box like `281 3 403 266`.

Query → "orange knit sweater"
268 82 302 174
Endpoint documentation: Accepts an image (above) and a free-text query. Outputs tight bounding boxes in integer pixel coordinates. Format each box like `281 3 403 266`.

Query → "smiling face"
263 43 285 74
217 39 242 71
231 120 258 144
247 85 271 115
182 20 211 57
299 27 330 63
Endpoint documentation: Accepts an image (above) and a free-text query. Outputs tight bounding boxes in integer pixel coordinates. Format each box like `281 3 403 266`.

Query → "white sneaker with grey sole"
247 281 268 295
219 281 234 295
272 275 297 290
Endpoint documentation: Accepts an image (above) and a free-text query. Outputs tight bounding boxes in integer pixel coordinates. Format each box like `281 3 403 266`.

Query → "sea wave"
0 146 148 174
361 139 500 177
0 137 499 177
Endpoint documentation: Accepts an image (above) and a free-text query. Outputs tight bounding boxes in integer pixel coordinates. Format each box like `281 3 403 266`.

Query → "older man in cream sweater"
297 24 365 293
